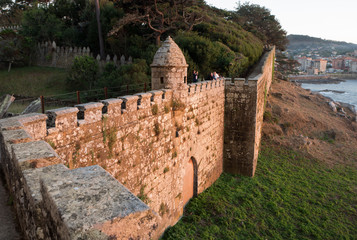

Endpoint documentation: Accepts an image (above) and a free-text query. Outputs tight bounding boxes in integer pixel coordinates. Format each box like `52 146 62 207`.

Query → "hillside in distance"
287 34 357 56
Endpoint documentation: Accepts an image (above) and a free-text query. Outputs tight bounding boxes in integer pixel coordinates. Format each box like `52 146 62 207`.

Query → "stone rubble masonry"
0 38 275 239
224 47 275 176
0 117 161 239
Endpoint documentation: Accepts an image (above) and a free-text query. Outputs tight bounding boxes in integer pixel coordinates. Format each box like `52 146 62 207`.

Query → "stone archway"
183 157 198 206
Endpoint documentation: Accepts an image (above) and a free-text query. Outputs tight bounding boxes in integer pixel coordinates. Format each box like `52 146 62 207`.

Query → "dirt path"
0 173 22 240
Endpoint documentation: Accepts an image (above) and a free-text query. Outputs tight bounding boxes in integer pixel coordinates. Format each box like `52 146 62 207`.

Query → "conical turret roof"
151 36 188 67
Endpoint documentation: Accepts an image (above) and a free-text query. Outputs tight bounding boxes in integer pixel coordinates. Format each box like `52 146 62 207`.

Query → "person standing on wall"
193 70 198 83
207 72 214 80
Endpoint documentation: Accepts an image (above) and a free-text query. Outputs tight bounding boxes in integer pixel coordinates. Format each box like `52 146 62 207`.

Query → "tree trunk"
156 34 161 46
95 0 105 59
8 62 12 72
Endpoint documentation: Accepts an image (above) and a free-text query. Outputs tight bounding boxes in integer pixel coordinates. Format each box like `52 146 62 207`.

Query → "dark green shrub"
97 59 150 89
66 56 99 90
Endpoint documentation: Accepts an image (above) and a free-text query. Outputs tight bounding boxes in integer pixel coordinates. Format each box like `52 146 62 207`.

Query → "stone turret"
151 36 188 94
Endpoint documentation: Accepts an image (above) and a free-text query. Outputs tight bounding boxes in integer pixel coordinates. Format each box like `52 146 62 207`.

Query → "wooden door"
183 158 194 206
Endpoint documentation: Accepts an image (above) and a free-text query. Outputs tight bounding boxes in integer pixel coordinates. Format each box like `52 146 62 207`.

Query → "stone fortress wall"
0 37 275 239
224 49 275 176
35 41 132 68
0 25 21 32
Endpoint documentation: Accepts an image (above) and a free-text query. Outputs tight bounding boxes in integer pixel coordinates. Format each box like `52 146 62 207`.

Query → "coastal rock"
272 92 283 99
328 101 337 113
337 113 346 118
300 94 311 100
294 134 312 149
339 107 346 115
338 102 356 114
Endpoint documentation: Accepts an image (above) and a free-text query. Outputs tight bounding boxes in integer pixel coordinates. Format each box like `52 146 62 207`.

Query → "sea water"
301 80 357 108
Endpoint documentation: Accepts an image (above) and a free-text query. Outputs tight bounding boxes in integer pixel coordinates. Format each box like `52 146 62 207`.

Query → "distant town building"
350 60 357 73
332 58 344 70
344 57 354 71
307 68 319 75
296 57 312 71
312 59 327 73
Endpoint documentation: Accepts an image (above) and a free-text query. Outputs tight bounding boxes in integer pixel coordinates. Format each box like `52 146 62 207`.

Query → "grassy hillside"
0 66 67 97
162 79 357 239
287 34 357 56
163 144 356 239
0 66 68 113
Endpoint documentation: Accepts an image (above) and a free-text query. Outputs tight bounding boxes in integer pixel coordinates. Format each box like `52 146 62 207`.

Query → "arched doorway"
183 157 198 206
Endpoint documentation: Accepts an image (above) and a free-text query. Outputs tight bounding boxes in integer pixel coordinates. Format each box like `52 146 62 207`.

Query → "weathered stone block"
1 129 32 144
119 95 139 112
40 165 160 239
46 107 79 131
12 141 60 169
76 102 104 125
162 89 173 102
101 98 123 117
135 92 152 110
0 119 23 131
16 113 47 140
149 90 164 105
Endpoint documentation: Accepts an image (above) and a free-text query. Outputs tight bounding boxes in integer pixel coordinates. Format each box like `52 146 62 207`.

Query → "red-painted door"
183 158 194 206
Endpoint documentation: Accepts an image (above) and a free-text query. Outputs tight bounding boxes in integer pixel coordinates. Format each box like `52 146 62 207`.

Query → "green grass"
162 143 357 240
0 66 67 97
6 101 68 114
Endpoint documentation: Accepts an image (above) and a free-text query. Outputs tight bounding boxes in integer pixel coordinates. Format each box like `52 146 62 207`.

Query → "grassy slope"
162 79 357 239
0 66 68 113
162 144 357 239
0 66 67 97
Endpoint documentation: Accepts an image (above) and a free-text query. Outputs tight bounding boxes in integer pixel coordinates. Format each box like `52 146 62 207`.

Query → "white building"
351 61 357 73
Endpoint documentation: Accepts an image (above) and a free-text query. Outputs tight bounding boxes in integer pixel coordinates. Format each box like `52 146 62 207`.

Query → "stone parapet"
101 98 123 117
46 107 79 131
0 114 159 240
76 102 104 125
12 141 60 170
15 113 48 140
0 39 274 239
148 90 164 105
224 47 275 176
119 95 139 112
39 165 160 239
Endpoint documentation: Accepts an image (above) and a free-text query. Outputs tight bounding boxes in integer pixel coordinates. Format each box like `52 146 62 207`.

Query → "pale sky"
205 0 357 44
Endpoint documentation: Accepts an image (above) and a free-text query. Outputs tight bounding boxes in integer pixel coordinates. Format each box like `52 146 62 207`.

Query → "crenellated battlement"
187 78 224 95
0 116 161 239
18 82 225 140
0 37 275 239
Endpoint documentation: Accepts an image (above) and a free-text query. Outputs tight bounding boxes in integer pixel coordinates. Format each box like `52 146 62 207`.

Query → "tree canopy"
110 0 204 46
232 2 288 51
0 0 289 79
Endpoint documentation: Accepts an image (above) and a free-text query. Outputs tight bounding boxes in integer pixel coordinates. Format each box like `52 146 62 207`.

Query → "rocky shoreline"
308 91 357 120
290 78 345 84
319 89 345 94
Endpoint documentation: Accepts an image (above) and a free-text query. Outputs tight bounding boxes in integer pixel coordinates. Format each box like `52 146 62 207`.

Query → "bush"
175 29 262 78
66 56 99 90
97 59 150 89
0 29 35 70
